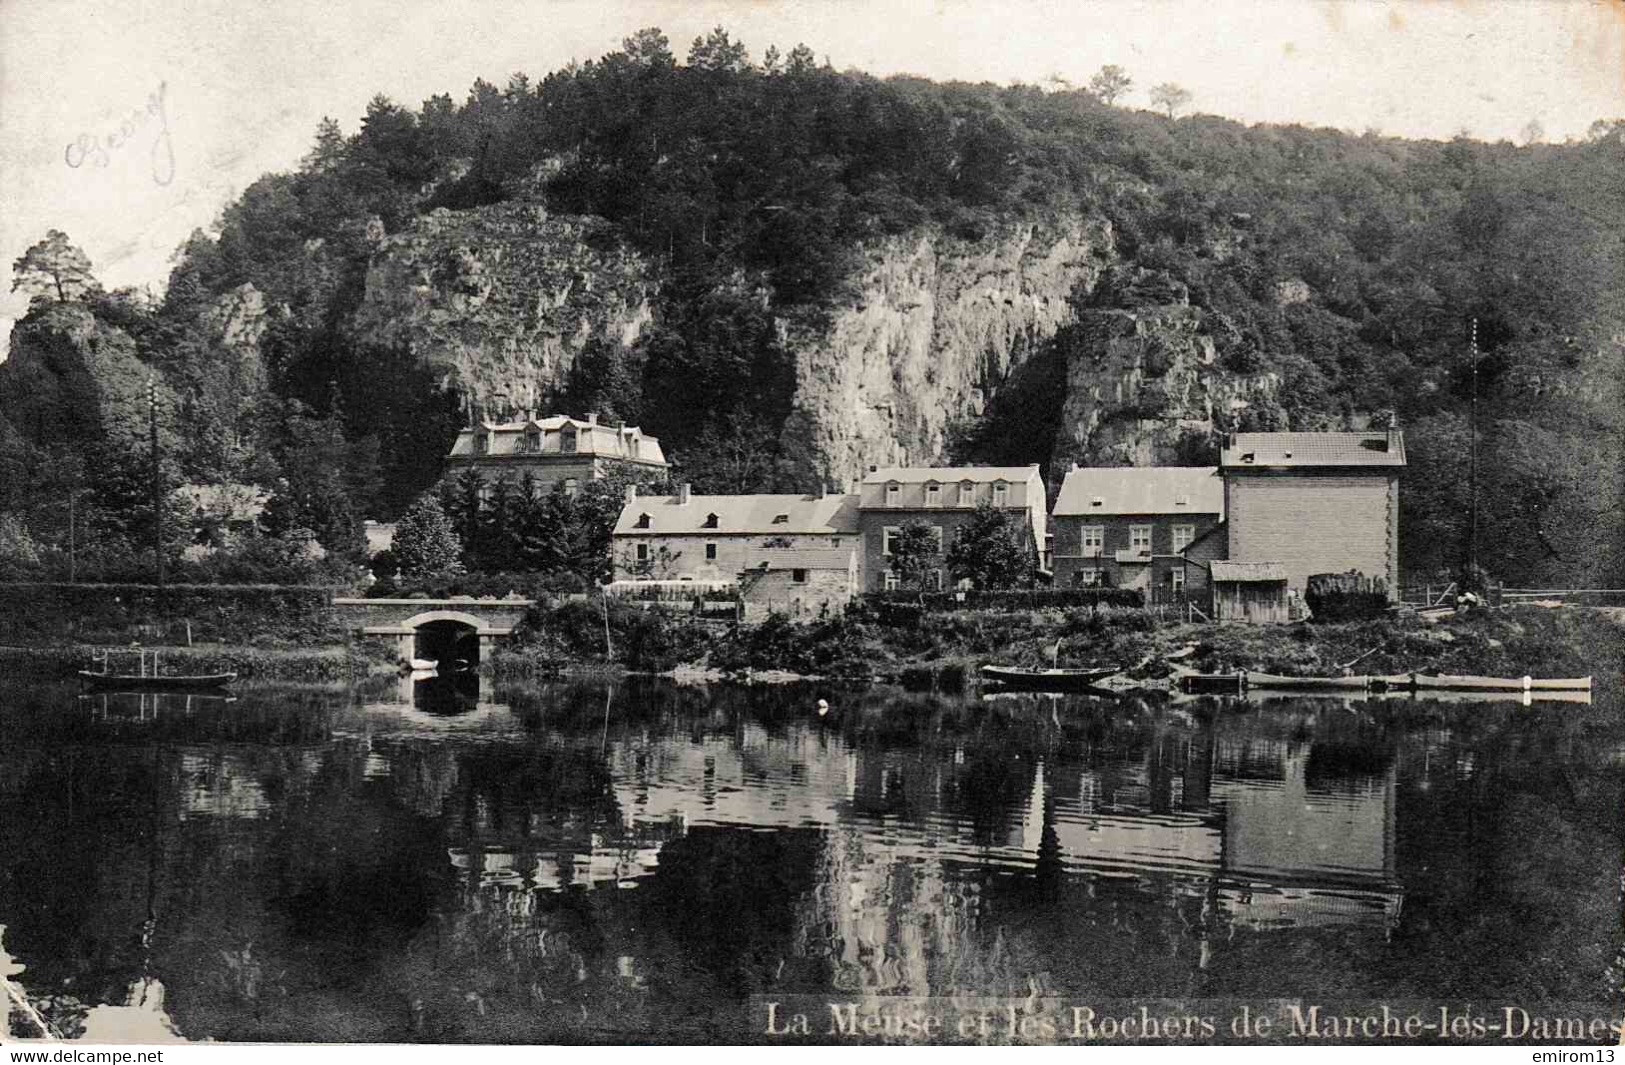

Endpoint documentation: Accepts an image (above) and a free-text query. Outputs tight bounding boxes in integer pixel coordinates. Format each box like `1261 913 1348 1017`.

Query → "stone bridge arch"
333 597 535 667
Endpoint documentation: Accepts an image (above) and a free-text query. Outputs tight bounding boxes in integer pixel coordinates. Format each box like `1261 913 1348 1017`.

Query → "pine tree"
393 494 464 577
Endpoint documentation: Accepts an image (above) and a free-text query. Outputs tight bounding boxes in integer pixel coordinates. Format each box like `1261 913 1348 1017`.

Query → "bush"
0 582 342 646
863 588 1143 612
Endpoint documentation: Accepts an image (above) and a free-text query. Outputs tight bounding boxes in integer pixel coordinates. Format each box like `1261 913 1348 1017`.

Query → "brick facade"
855 467 1045 592
1224 472 1400 594
1051 512 1222 593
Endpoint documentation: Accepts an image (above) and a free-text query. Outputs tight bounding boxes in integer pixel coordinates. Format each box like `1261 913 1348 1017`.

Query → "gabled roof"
1054 466 1222 517
1221 432 1405 469
1210 561 1288 582
614 493 861 536
860 465 1039 485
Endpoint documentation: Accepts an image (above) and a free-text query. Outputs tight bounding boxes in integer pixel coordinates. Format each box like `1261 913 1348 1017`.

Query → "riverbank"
0 642 391 682
493 599 1624 690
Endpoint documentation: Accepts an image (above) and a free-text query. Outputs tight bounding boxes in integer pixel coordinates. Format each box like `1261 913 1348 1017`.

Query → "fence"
863 588 1144 612
1497 587 1625 607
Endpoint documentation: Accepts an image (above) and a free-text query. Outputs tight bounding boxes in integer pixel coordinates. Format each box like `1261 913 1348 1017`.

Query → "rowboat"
980 665 1121 691
79 647 236 691
1245 671 1372 692
1372 673 1591 693
78 669 237 691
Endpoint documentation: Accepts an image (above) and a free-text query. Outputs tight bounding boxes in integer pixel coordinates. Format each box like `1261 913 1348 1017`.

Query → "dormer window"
562 428 578 454
703 513 719 529
992 482 1009 507
958 481 974 506
886 482 901 507
1174 492 1189 506
1241 452 1255 464
524 432 541 454
474 433 488 455
925 483 941 506
634 512 651 529
772 514 789 525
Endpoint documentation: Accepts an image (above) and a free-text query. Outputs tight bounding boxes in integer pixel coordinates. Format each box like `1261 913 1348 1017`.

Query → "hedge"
862 588 1144 612
0 582 343 647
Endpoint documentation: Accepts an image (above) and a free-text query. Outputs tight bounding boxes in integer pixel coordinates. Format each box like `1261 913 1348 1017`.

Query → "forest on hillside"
2 26 1623 587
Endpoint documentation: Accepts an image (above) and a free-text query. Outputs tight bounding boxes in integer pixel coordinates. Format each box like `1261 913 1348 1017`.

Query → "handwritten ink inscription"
64 80 174 186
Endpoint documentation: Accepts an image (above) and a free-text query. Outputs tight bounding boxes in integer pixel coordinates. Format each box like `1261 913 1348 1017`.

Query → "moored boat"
980 665 1121 691
1373 673 1591 693
1244 671 1372 691
79 648 236 691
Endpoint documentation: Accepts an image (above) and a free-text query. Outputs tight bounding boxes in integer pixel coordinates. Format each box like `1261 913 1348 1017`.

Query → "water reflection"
0 679 1619 1043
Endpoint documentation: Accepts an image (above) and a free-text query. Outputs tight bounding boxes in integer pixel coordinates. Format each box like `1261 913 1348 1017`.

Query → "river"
1 674 1621 1044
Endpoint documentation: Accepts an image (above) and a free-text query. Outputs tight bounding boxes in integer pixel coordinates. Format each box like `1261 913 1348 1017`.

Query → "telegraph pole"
1468 318 1479 581
149 378 165 590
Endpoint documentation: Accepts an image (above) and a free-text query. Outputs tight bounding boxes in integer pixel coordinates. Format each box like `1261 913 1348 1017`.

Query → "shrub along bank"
0 582 345 648
494 598 1623 687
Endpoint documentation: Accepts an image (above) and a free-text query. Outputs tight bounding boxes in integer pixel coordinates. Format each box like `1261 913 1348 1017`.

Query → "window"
1171 568 1186 591
635 543 649 562
885 482 901 506
564 478 579 497
830 537 840 548
928 569 944 591
705 542 718 561
1076 566 1101 587
703 513 719 528
772 514 789 524
1081 525 1104 556
884 571 900 591
1172 524 1195 553
925 483 941 506
958 482 975 506
523 432 540 453
562 429 577 453
1130 525 1153 554
957 577 974 591
634 512 651 529
883 526 901 556
930 526 944 553
474 433 487 455
992 482 1008 507
792 568 808 584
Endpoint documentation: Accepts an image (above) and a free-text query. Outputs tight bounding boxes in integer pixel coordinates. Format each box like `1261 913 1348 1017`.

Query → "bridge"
332 597 536 666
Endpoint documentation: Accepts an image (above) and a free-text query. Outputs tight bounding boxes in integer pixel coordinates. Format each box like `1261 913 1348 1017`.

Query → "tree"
688 26 750 73
945 503 1031 589
1088 65 1132 106
623 27 675 69
12 230 99 304
392 494 464 578
1149 82 1192 119
1520 118 1545 146
888 520 940 592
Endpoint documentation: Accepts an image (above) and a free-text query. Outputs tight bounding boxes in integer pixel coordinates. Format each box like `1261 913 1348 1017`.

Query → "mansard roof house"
446 412 668 493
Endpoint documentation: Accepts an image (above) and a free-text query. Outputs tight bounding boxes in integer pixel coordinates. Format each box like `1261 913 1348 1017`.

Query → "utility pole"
1468 318 1479 581
149 378 165 590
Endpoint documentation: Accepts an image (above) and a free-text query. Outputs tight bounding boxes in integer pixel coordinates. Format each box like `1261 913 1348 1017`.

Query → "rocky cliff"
349 201 656 421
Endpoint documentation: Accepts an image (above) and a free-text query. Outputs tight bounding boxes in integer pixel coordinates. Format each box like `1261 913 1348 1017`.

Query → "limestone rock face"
780 217 1115 487
1052 268 1278 469
350 202 656 420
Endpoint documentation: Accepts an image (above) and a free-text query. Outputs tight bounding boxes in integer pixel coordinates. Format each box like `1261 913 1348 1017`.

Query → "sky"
2 0 1623 346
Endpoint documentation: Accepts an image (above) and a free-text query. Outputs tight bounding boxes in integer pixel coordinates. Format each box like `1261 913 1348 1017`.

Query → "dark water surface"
2 675 1621 1044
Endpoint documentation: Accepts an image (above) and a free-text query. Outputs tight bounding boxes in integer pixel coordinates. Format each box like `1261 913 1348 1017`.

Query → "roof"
860 465 1039 485
1210 561 1288 582
1221 432 1406 469
614 493 861 536
1054 466 1222 517
449 414 666 465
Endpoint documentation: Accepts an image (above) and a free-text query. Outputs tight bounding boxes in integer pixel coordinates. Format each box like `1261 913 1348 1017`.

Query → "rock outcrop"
779 216 1114 486
349 202 656 420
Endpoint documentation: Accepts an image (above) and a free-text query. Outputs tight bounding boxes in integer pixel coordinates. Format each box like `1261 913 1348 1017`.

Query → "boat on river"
1371 673 1592 693
78 648 236 691
1246 671 1373 692
980 665 1121 691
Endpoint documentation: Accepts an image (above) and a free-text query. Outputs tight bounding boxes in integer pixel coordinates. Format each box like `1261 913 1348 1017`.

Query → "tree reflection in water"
0 678 1620 1043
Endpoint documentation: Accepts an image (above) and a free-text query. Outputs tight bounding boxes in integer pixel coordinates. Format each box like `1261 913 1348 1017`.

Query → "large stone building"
1219 429 1405 596
611 485 861 617
855 465 1047 591
445 413 668 493
1051 465 1223 597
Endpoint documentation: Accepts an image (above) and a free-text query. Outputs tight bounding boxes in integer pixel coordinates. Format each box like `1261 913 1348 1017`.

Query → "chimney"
816 482 827 499
526 409 536 423
1386 418 1402 453
677 483 691 505
585 412 598 426
624 484 637 506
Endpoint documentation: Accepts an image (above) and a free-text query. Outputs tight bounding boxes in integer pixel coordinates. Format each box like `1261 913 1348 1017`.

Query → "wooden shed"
1209 561 1290 623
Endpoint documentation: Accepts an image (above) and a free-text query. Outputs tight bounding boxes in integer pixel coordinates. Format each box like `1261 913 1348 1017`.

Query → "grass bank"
492 598 1624 689
0 642 390 682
